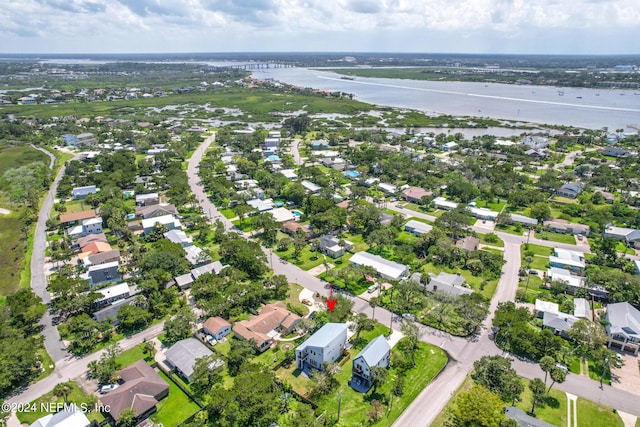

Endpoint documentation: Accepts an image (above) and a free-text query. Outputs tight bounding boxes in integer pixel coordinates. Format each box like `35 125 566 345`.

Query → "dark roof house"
99 360 169 422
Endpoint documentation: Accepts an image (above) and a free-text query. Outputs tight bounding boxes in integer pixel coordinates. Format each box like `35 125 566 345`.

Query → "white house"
247 198 275 212
350 335 391 392
203 316 232 341
141 214 182 235
468 206 499 221
280 169 298 181
67 217 104 238
349 252 409 281
72 185 99 199
296 323 348 371
270 207 296 222
165 338 216 382
434 197 458 210
95 282 131 306
163 229 192 247
301 180 321 194
404 220 433 236
378 183 397 194
30 403 91 427
603 225 640 249
549 248 585 273
606 302 640 355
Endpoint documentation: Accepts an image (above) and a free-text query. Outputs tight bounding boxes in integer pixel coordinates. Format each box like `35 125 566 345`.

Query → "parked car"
367 285 377 293
402 313 416 322
577 234 584 241
100 384 119 394
396 204 404 209
301 299 313 306
555 363 569 373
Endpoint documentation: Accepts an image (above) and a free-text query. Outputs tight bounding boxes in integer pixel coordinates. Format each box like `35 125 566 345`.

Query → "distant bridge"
201 62 294 72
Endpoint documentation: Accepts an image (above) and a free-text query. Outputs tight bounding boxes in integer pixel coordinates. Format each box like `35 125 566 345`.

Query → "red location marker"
326 283 337 312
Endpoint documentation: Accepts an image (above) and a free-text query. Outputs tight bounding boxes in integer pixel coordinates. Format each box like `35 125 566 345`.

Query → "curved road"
11 137 639 425
31 149 76 363
186 136 640 425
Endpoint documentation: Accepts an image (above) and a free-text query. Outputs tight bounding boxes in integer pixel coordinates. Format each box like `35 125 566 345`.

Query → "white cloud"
0 0 638 53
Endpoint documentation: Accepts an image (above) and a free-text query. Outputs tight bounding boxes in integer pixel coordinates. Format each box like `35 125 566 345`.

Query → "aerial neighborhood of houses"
3 62 640 427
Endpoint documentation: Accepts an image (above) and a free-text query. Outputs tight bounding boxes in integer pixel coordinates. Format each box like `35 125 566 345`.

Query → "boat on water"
340 76 355 81
576 96 582 99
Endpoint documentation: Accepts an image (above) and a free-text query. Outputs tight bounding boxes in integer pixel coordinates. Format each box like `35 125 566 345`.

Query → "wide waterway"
253 67 640 132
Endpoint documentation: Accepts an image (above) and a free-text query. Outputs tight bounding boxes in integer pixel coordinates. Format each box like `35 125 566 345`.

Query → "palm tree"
369 297 379 321
143 341 157 361
53 382 74 404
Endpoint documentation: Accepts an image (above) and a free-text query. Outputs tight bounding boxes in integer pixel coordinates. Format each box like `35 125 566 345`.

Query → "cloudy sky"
1 0 639 54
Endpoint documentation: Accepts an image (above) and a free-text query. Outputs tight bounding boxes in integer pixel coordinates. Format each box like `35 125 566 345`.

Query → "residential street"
185 137 640 425
11 136 636 427
31 153 79 363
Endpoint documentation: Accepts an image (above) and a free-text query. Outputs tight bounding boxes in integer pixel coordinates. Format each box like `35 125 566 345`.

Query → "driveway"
611 352 640 395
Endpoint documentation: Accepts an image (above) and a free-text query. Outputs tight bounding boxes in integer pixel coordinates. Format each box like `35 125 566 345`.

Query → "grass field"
279 340 447 427
16 381 105 425
0 207 26 295
151 371 201 427
432 376 622 427
522 244 553 271
0 87 376 121
535 230 577 244
0 142 51 295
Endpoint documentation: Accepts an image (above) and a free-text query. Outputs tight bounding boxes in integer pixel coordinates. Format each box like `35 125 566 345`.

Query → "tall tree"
529 378 547 414
471 356 524 404
539 355 556 386
447 384 505 427
53 382 74 404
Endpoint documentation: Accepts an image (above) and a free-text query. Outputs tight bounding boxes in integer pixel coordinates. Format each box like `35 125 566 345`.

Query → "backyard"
150 371 201 427
278 335 447 427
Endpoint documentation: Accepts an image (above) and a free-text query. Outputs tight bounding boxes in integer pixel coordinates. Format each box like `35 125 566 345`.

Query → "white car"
100 384 119 394
367 285 377 293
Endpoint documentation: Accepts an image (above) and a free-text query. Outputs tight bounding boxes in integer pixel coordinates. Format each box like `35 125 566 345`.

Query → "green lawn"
16 381 105 425
279 340 447 427
576 398 623 427
475 199 506 212
151 371 201 427
0 205 26 295
515 378 568 427
36 347 56 380
115 343 151 367
535 230 577 245
496 223 528 236
522 244 553 270
479 233 505 248
274 242 326 271
433 376 622 427
218 207 236 219
552 196 581 204
419 261 499 300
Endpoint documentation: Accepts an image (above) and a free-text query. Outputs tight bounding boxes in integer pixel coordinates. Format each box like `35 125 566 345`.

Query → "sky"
1 0 639 54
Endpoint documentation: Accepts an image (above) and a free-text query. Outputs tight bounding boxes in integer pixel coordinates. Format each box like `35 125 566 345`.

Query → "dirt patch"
281 343 294 351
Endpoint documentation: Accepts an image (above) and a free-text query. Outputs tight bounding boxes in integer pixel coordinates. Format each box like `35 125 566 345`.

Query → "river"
253 67 640 131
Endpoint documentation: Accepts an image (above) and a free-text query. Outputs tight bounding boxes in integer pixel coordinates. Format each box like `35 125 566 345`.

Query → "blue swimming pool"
294 210 302 217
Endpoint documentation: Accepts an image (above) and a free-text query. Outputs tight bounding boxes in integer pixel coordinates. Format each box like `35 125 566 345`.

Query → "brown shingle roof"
203 316 231 333
59 209 96 224
455 236 480 252
76 233 108 247
86 249 120 265
100 360 168 420
402 187 433 200
233 302 300 348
